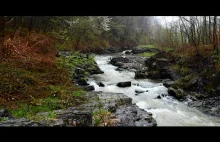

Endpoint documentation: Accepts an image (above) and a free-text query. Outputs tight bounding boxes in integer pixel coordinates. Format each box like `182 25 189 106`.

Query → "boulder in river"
156 95 161 99
116 81 131 87
97 82 105 87
135 70 148 79
80 85 95 91
125 51 132 55
89 66 104 74
110 57 129 67
163 79 175 88
168 87 185 99
114 62 124 67
135 89 145 94
76 78 89 86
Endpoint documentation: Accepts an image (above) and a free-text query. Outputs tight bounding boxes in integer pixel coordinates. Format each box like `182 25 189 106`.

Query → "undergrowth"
0 30 86 119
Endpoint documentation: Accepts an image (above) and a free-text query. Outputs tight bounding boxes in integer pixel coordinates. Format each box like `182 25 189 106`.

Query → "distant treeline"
0 16 157 53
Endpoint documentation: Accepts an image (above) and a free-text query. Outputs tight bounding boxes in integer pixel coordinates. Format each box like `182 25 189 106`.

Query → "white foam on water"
88 55 220 126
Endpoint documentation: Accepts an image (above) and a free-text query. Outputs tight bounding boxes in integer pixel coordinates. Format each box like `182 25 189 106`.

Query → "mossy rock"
168 87 185 99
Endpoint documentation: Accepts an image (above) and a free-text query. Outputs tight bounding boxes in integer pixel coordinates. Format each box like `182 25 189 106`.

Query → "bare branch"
6 17 15 24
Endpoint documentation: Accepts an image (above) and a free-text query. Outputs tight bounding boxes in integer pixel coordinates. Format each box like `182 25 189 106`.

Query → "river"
88 53 220 126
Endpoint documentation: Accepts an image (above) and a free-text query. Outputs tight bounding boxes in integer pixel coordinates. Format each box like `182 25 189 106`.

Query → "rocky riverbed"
88 52 220 126
0 91 156 127
129 50 220 117
2 47 220 126
0 50 156 127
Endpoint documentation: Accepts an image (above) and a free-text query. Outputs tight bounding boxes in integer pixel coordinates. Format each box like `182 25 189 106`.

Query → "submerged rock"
116 68 125 72
116 81 131 87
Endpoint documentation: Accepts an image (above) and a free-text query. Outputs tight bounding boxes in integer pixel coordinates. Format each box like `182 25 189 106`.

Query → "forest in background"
0 16 156 55
1 16 220 56
1 16 220 119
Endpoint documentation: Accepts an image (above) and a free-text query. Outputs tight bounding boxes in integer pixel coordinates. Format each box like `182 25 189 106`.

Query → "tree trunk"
202 16 205 44
204 16 208 44
213 16 218 50
28 16 34 32
209 16 212 44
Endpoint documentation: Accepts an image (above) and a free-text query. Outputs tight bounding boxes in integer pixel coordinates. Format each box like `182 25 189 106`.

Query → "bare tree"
213 16 218 50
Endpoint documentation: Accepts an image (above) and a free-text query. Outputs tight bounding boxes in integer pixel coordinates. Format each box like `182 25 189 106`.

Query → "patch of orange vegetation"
3 30 56 61
0 30 74 109
171 44 214 57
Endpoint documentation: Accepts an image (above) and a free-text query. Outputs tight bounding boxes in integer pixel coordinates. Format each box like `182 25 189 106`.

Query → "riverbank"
127 46 220 117
2 44 220 126
0 50 157 127
88 53 220 126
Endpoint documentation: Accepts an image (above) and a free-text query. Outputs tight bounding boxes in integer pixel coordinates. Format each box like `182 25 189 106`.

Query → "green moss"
212 54 220 65
9 97 59 118
138 52 156 57
136 44 156 49
9 86 86 120
165 47 174 52
170 64 189 76
57 52 96 72
92 109 111 126
174 74 195 88
57 52 98 82
70 90 85 97
180 67 189 76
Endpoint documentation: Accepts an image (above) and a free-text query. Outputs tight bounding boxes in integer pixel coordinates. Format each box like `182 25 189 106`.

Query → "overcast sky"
156 16 179 26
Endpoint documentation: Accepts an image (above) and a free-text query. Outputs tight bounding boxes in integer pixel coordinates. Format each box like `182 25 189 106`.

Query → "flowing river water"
88 53 220 126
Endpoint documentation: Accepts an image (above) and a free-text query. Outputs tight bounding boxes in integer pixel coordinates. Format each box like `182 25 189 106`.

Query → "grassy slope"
0 31 88 120
155 44 220 95
137 44 158 57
